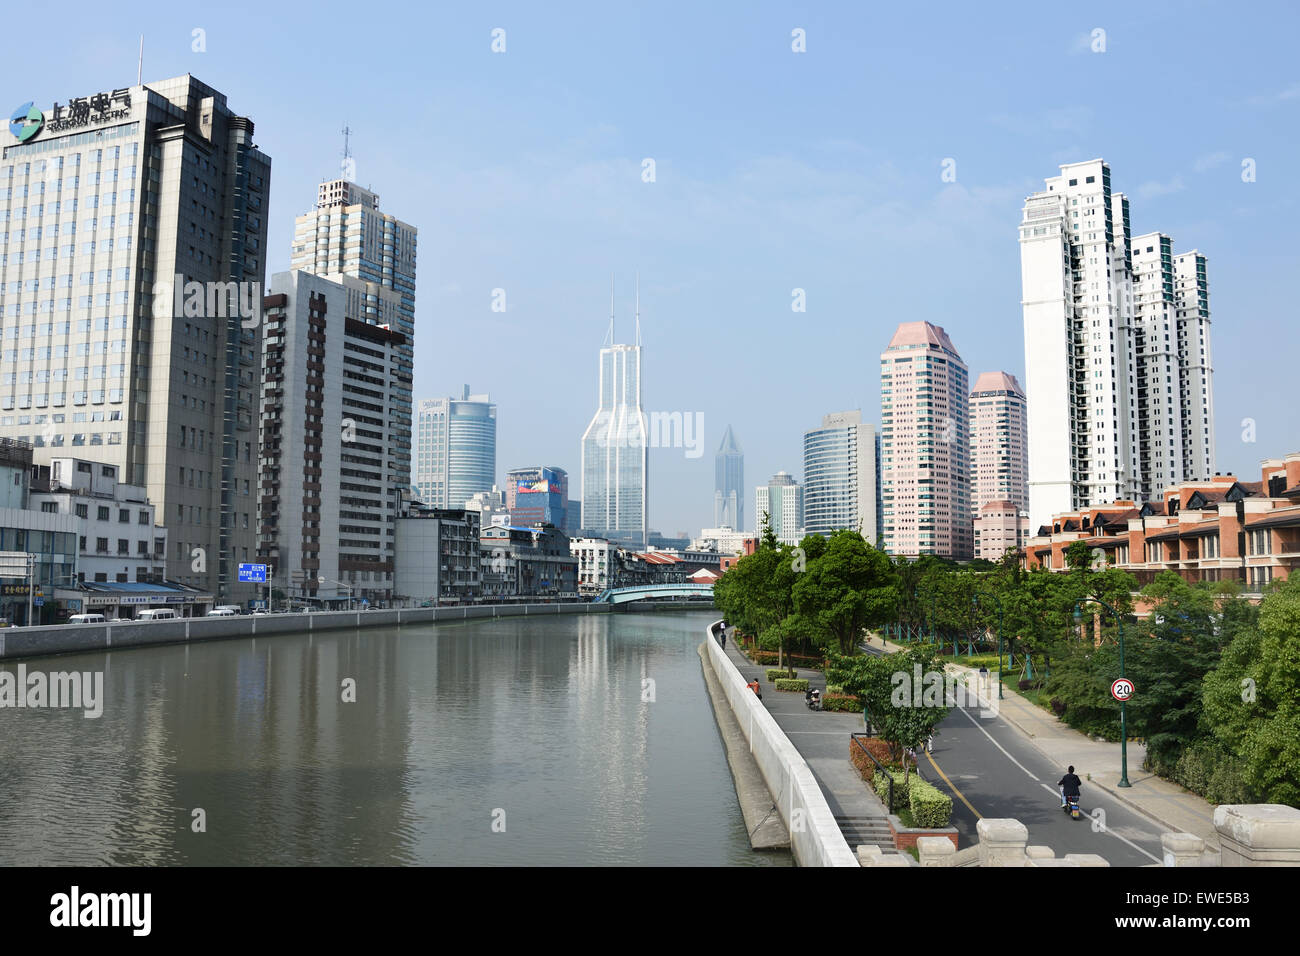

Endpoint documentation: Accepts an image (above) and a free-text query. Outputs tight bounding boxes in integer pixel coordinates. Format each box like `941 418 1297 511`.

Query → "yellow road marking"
924 750 982 820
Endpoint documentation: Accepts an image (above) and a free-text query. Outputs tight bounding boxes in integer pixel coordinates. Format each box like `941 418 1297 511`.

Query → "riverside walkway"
719 630 895 851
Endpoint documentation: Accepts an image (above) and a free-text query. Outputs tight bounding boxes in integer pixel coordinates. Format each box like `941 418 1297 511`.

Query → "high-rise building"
880 321 971 559
970 372 1028 511
505 465 568 529
755 471 803 546
580 295 647 548
290 178 416 494
802 410 880 542
1131 236 1216 498
1018 159 1215 529
412 387 497 508
0 76 270 601
259 271 409 605
714 424 744 531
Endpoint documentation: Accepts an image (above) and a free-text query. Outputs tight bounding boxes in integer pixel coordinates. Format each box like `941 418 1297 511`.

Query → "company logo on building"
9 101 43 142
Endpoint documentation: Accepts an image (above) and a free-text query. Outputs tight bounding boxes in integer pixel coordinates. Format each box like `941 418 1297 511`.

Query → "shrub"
873 769 909 809
773 678 809 692
1050 697 1067 717
825 683 844 695
823 693 864 713
766 668 797 681
849 737 895 783
1017 679 1043 691
908 778 953 829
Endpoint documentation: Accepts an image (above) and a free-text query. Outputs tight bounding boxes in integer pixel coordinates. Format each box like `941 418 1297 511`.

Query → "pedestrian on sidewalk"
719 628 727 648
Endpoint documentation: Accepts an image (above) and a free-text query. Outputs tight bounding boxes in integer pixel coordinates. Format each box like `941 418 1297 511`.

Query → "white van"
206 606 239 617
137 608 178 621
68 613 106 624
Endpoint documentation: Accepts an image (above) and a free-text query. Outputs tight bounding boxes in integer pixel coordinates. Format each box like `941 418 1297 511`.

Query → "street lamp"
1074 597 1131 788
971 588 1004 700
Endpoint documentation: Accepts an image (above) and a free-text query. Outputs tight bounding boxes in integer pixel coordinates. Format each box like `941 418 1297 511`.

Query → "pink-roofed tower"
880 321 972 559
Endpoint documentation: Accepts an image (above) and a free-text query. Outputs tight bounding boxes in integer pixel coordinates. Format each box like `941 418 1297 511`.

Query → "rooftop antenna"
136 36 143 86
635 272 641 347
341 125 353 179
605 274 615 346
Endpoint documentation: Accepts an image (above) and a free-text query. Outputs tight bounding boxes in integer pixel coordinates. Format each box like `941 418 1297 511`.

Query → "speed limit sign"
1111 678 1134 701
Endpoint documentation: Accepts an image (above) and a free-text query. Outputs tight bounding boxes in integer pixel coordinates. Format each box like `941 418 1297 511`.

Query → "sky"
5 0 1298 536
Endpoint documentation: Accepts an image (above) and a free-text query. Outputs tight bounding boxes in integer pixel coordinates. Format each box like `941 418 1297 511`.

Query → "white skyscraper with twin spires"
580 283 648 548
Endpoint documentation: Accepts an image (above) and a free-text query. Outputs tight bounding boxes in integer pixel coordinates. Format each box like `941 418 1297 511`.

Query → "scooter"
1063 792 1081 820
805 688 822 711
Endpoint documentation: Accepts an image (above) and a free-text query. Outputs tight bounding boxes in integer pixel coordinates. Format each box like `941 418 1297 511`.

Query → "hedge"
747 650 826 667
873 769 910 808
773 678 809 692
766 668 797 681
822 693 864 713
849 737 896 782
908 778 953 829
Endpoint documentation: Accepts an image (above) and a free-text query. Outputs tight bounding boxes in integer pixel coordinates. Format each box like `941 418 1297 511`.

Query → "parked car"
67 613 106 624
206 607 238 617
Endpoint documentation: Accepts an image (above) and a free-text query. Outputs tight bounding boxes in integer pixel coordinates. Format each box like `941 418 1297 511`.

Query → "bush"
1017 679 1042 691
908 778 953 829
749 650 824 667
773 678 809 692
873 769 910 809
822 693 864 713
766 668 797 681
1170 738 1254 805
849 737 896 783
1050 697 1067 717
825 683 844 695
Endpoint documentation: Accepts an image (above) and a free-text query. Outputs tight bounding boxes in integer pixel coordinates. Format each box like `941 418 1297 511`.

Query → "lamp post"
1074 597 1131 788
971 587 1004 699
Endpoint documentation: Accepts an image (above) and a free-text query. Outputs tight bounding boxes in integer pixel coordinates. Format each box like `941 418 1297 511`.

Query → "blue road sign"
238 563 268 583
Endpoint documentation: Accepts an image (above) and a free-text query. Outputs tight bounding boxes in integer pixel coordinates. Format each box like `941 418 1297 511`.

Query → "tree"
844 645 951 783
792 530 896 655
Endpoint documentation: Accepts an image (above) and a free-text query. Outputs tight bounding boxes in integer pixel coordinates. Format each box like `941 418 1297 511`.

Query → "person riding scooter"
805 687 822 711
1058 765 1082 812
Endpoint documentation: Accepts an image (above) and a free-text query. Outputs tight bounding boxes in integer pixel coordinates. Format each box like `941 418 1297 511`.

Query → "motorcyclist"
1058 765 1082 809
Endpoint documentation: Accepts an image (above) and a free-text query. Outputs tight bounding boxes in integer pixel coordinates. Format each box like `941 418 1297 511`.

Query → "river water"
0 609 789 866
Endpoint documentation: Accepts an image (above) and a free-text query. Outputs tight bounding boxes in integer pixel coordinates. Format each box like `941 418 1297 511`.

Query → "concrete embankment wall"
704 620 858 867
0 602 620 662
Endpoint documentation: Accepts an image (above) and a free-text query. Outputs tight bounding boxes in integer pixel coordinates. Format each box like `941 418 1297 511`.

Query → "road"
863 643 1164 866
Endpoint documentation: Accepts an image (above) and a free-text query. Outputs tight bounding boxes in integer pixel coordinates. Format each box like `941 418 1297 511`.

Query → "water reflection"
0 611 789 866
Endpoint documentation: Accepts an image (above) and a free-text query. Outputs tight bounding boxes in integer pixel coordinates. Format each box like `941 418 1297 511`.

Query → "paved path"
876 635 1220 854
719 634 894 851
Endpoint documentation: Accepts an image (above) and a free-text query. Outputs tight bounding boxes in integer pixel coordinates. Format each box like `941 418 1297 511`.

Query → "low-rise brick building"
1025 452 1300 590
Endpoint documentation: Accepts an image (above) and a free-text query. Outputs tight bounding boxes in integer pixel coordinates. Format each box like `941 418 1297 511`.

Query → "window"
118 508 129 523
75 503 88 518
117 539 129 555
40 501 58 513
96 537 108 553
97 506 110 521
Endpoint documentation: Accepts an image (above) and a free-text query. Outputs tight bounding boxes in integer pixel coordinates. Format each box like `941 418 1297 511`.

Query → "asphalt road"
863 644 1165 866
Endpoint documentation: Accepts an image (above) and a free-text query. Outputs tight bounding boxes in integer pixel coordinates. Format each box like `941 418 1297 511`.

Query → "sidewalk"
720 635 896 851
875 635 1220 849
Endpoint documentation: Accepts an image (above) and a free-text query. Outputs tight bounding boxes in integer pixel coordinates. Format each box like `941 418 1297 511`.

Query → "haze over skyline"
6 0 1298 535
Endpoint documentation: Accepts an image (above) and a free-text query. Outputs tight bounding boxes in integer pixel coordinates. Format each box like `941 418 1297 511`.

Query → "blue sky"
6 0 1298 535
